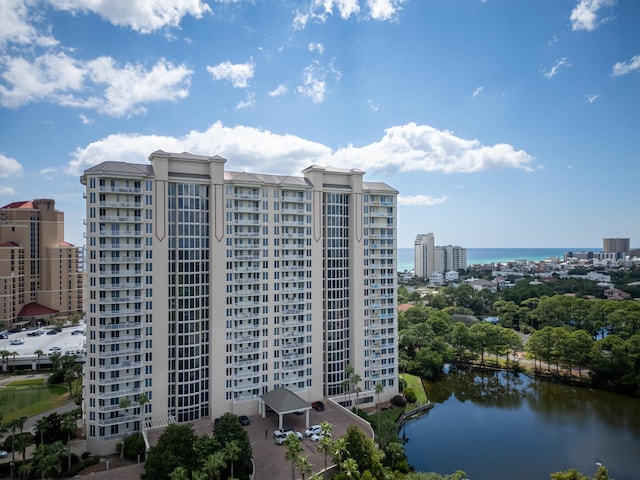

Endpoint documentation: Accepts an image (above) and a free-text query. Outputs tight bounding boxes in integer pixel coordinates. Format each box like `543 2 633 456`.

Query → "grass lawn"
0 378 70 422
400 373 429 404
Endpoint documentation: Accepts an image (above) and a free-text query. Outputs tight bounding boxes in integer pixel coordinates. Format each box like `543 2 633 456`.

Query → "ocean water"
397 247 601 271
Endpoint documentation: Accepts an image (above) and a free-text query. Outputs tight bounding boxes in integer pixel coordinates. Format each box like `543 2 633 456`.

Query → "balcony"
100 283 142 291
99 334 142 344
231 192 260 200
99 347 142 358
233 322 260 332
98 186 142 194
99 230 143 237
100 200 142 208
100 244 142 251
99 215 142 223
98 321 142 331
233 335 260 344
98 361 142 372
99 295 142 304
99 256 142 264
98 386 142 399
99 309 142 318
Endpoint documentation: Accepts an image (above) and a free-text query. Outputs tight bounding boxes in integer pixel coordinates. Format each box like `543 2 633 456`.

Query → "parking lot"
0 325 86 361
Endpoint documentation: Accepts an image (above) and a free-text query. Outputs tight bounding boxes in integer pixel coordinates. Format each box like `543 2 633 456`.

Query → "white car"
9 338 24 345
305 425 322 437
311 433 325 442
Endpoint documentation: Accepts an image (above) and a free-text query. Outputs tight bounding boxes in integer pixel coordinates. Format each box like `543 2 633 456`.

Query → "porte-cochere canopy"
259 388 312 430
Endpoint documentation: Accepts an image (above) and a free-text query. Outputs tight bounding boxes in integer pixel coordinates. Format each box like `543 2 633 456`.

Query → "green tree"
202 451 226 480
223 439 241 480
550 468 588 480
317 423 334 480
351 372 362 408
34 349 44 370
374 383 383 438
142 424 197 480
138 392 149 431
295 454 313 480
284 434 303 480
61 412 76 471
335 425 383 479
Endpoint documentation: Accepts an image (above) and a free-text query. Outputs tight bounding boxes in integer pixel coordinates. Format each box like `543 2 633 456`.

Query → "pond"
402 366 640 480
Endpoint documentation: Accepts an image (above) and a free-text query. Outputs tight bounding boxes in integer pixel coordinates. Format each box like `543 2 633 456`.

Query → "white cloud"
206 59 255 88
38 166 58 175
612 54 640 76
293 0 405 29
297 60 341 103
308 42 325 54
570 0 615 32
398 195 448 206
544 57 571 78
79 113 93 124
330 122 535 173
48 0 211 34
268 84 288 97
0 154 24 177
367 0 405 21
0 185 16 196
472 86 483 98
66 121 535 178
236 92 255 109
66 121 332 176
586 93 599 103
0 52 192 116
0 0 58 49
367 99 379 111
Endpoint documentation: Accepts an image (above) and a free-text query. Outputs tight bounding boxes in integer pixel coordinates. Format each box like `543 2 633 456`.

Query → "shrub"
390 395 407 407
404 387 417 403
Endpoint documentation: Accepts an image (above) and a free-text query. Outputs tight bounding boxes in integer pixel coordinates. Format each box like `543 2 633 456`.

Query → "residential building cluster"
0 199 83 329
414 233 466 285
80 151 399 454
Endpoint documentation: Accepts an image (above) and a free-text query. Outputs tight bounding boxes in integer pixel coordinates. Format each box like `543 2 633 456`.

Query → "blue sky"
0 0 638 248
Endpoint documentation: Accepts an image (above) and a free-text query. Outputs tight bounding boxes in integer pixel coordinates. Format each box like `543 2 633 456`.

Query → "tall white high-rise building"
435 245 467 273
414 233 435 278
81 151 399 454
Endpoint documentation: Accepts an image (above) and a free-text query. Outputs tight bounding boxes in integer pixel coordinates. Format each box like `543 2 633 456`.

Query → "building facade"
603 238 630 255
81 151 399 454
414 233 435 278
0 199 83 329
435 245 467 273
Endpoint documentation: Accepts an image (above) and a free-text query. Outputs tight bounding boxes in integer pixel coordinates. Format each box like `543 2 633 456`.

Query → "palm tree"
9 416 26 479
341 457 359 478
0 350 10 372
351 372 362 408
386 441 404 470
316 422 334 480
64 369 76 398
169 466 190 480
62 412 76 471
343 364 354 406
223 439 241 479
375 383 384 438
284 435 303 480
295 454 313 480
34 349 44 370
119 396 132 461
202 451 227 480
34 417 48 446
137 392 149 431
10 351 18 372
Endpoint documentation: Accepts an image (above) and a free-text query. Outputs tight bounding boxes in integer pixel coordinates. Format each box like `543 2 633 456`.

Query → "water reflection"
404 366 640 480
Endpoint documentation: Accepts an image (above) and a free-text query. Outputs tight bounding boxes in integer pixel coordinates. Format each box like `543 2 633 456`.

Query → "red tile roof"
18 302 58 317
59 241 75 247
0 241 21 247
1 201 35 209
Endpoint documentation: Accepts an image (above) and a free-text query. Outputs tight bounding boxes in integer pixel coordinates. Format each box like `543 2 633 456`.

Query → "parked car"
71 330 84 335
9 338 24 345
27 330 43 336
275 430 302 444
0 334 8 339
304 425 322 437
49 346 61 352
0 450 7 458
312 401 325 411
239 415 250 426
46 329 58 335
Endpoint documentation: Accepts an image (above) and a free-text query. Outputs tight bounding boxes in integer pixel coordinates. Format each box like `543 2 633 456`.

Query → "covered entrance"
258 388 312 430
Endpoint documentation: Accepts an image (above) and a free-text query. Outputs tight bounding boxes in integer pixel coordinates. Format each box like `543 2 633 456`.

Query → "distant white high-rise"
415 234 466 278
414 233 435 278
81 151 399 455
435 245 467 273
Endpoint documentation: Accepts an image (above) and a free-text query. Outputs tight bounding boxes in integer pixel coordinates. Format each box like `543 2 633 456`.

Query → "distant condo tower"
414 233 466 278
81 151 400 455
414 233 435 278
0 199 83 330
603 238 630 254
